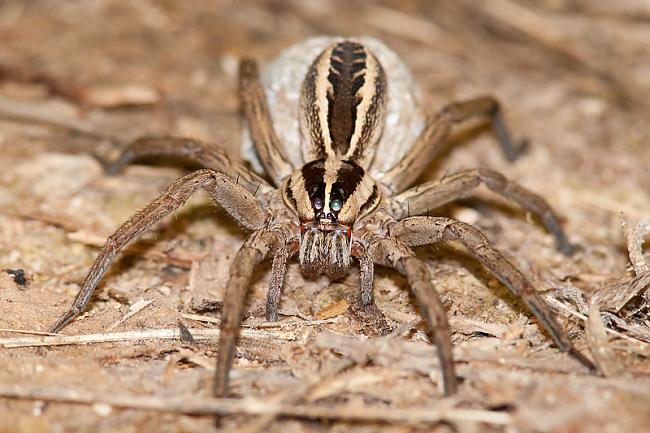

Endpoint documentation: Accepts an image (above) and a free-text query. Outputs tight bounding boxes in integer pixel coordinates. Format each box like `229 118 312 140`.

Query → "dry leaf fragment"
586 300 627 378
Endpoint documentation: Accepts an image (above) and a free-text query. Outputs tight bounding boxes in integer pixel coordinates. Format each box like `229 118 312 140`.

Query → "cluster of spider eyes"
313 197 343 211
311 185 346 214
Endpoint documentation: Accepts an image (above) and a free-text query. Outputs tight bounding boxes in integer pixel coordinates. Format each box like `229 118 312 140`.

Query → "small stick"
586 299 627 378
0 384 512 425
0 327 299 349
107 298 156 331
180 312 339 328
0 329 58 336
0 63 86 104
228 358 356 433
0 95 119 143
626 217 650 276
233 317 422 433
545 296 650 344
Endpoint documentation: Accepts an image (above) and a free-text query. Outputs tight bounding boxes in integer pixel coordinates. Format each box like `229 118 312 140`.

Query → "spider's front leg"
213 228 287 398
391 216 597 371
265 241 292 322
392 168 574 255
366 236 458 395
48 169 268 333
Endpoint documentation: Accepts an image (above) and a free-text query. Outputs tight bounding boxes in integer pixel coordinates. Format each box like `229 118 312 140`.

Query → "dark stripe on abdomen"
326 41 367 155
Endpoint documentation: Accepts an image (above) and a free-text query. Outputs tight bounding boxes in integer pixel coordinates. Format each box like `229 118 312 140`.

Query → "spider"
49 37 595 397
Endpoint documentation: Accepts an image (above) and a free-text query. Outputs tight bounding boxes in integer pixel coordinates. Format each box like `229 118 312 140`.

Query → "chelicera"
49 37 595 398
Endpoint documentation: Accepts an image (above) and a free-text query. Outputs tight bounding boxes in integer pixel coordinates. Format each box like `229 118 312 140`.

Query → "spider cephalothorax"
284 157 380 278
49 37 596 405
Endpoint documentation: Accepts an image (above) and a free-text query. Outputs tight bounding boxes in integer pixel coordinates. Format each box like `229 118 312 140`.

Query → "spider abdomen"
300 40 386 167
241 37 426 176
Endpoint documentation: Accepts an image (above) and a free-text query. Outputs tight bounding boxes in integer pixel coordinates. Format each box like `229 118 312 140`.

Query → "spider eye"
330 198 343 212
313 197 324 210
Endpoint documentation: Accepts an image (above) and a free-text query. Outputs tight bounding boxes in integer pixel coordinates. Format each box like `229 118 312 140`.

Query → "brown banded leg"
353 244 375 306
380 96 522 194
105 136 271 195
214 229 282 397
265 241 291 322
391 216 596 371
239 58 293 187
368 237 458 395
392 168 574 255
48 169 268 333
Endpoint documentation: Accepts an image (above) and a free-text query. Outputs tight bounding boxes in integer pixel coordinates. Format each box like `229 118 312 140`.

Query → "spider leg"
368 237 458 395
352 243 375 306
392 168 574 255
214 229 283 397
391 216 596 371
380 96 521 193
239 58 294 187
265 241 292 322
48 169 268 333
105 136 272 196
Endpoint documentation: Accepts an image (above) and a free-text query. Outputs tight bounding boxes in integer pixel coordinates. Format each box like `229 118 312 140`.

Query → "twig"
0 384 512 425
0 63 86 103
586 300 628 378
0 327 299 348
0 95 119 143
0 328 58 336
228 358 356 433
225 319 421 433
107 298 156 331
180 313 339 328
545 296 650 344
627 217 650 276
233 312 415 432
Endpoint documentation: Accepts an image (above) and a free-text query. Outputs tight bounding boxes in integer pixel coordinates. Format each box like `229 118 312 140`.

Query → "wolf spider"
49 38 594 398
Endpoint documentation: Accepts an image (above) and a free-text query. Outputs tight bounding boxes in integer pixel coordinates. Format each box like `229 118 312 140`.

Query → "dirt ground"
0 1 649 432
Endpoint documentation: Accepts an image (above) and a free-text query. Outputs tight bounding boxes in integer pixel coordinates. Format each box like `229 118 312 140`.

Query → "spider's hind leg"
239 58 293 187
